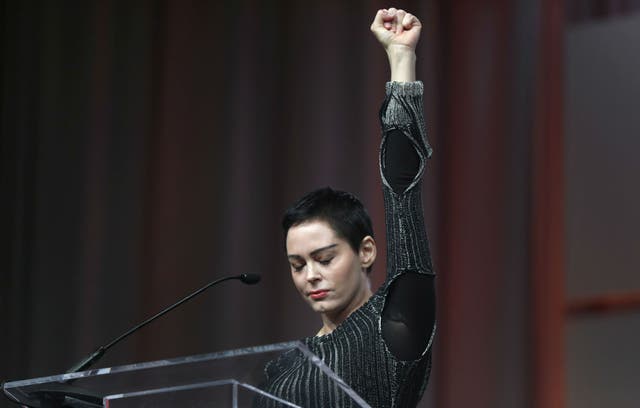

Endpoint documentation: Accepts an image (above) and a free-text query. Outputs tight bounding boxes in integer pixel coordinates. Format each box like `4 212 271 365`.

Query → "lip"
308 290 330 300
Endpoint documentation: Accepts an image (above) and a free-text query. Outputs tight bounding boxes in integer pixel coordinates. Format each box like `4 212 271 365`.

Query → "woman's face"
286 220 374 325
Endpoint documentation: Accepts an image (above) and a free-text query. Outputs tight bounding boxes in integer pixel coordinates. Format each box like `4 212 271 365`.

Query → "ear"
358 236 377 269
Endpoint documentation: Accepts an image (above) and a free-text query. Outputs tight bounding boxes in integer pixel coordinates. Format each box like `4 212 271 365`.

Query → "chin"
310 302 330 313
309 300 336 314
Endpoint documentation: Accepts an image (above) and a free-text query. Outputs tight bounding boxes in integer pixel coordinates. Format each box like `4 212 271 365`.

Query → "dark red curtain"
1 1 443 404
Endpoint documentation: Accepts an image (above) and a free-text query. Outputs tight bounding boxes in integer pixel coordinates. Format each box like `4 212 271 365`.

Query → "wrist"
386 46 416 82
386 44 415 59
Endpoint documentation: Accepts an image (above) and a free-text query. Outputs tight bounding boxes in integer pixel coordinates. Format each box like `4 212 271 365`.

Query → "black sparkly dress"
261 81 436 408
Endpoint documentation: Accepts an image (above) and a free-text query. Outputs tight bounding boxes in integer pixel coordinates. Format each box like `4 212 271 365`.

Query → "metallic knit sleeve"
379 81 434 278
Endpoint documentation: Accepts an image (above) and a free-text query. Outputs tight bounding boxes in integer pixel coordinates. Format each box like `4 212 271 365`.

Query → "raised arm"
371 8 436 361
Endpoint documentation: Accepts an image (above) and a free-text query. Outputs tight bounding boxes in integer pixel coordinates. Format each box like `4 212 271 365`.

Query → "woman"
262 8 436 408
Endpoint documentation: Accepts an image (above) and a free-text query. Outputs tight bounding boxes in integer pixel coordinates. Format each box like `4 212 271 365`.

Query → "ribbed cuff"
385 81 424 97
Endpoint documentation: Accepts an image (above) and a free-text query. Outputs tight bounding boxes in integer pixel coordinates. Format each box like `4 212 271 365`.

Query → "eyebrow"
287 243 338 259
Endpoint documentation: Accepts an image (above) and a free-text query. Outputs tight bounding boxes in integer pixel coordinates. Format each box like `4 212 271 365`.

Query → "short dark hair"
282 187 374 255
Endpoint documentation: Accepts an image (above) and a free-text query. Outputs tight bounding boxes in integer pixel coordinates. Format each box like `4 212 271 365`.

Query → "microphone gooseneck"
66 273 260 374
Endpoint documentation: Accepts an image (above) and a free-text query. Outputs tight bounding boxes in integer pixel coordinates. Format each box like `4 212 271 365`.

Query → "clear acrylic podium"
2 341 370 407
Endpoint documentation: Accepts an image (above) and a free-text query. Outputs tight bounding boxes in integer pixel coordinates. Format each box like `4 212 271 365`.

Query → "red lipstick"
309 290 329 300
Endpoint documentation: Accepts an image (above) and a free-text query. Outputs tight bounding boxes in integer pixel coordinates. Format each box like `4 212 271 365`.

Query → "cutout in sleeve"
381 272 436 361
383 128 420 194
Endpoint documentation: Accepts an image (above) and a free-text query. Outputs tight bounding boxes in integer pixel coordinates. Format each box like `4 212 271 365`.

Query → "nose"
305 264 322 283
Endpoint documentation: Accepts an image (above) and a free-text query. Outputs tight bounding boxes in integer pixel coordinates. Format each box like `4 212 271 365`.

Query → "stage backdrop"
6 1 638 408
1 3 443 407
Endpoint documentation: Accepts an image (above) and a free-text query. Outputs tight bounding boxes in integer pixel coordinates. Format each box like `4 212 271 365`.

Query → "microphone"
239 273 261 285
66 273 261 374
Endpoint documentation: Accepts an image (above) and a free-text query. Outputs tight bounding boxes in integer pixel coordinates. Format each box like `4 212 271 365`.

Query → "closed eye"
291 263 305 272
318 258 334 266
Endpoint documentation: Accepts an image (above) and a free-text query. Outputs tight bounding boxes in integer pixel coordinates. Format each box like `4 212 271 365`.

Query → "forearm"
380 84 433 274
387 45 416 83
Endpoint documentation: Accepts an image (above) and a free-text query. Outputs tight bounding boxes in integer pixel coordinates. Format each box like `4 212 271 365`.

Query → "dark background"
3 1 640 407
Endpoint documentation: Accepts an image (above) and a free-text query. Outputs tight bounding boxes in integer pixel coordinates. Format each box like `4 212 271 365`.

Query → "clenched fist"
371 8 421 82
370 8 422 53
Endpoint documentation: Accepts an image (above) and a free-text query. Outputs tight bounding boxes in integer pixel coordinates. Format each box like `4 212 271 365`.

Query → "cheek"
333 257 361 286
292 273 311 296
291 273 303 290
